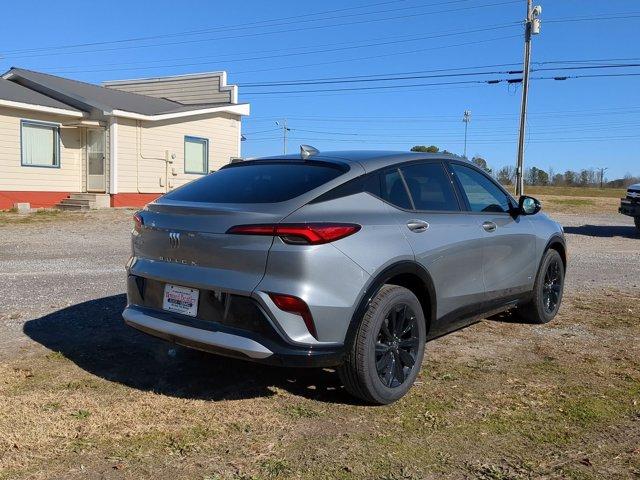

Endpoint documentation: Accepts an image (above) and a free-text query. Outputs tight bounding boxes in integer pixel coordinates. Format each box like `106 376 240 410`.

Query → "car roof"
251 150 466 173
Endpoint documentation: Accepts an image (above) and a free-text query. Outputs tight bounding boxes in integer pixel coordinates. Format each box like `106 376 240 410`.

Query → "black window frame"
375 159 464 213
310 158 469 213
445 160 517 215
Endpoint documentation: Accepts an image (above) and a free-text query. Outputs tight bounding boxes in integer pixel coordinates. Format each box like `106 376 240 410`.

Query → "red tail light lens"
268 293 317 339
227 223 360 245
133 212 144 233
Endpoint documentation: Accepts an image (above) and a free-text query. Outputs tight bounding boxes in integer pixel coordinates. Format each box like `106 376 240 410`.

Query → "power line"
238 63 640 88
47 23 520 75
2 0 520 60
1 0 413 54
545 12 640 24
48 28 517 73
245 134 639 145
246 109 640 125
241 71 640 95
221 34 522 77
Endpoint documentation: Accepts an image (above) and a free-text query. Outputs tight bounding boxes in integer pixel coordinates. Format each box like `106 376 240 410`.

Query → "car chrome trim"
122 307 273 359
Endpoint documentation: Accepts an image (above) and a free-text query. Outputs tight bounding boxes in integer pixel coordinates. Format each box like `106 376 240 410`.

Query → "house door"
87 129 106 192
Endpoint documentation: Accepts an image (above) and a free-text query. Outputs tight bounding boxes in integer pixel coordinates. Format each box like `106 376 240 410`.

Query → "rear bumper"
123 307 273 359
122 303 345 368
619 199 640 217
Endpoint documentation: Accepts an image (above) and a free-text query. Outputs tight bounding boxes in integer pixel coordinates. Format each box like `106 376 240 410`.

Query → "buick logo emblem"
169 232 181 248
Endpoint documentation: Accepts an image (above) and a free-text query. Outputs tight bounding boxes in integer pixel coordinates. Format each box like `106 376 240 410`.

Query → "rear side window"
399 163 459 211
163 161 346 203
380 168 412 209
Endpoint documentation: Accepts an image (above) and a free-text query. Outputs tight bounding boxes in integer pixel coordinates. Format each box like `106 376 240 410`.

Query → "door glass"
451 164 511 213
87 130 104 175
87 130 105 191
379 168 412 209
399 163 459 211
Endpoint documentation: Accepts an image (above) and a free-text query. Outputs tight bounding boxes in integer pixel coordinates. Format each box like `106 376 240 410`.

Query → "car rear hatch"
132 202 289 293
130 159 353 294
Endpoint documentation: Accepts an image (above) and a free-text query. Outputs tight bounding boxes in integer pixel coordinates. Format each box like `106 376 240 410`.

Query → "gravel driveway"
1 209 638 354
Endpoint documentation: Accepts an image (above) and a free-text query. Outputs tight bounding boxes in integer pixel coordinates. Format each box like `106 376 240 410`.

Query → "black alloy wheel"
375 303 420 388
542 257 562 315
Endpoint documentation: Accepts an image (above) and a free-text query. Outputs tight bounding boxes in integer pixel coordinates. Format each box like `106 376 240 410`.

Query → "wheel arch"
345 261 436 347
545 234 567 270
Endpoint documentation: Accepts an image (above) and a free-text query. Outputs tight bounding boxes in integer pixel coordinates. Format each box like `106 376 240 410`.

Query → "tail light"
133 212 144 233
268 293 317 339
227 223 360 245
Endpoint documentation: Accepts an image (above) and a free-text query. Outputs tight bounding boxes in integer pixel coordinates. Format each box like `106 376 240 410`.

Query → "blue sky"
3 0 638 179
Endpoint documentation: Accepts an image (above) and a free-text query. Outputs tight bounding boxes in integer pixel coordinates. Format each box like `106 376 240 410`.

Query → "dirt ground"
0 206 638 479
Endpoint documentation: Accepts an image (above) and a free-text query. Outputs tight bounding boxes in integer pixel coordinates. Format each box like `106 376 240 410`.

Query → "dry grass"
538 195 622 214
519 186 625 199
1 291 639 479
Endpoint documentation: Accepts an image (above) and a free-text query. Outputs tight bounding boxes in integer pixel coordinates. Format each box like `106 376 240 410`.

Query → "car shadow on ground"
563 224 639 238
22 295 354 404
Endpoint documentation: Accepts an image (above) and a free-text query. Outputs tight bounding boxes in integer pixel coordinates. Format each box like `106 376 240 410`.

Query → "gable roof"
0 78 82 116
0 68 249 120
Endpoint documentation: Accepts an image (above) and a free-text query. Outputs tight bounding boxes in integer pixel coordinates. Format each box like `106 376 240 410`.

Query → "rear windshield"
163 161 347 203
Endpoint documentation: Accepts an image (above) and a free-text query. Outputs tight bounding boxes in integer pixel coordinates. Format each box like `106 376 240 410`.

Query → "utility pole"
275 119 290 155
515 1 542 196
463 110 471 159
599 167 608 189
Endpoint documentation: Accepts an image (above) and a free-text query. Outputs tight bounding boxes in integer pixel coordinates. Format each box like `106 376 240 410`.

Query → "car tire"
635 216 640 233
515 249 565 324
338 284 426 405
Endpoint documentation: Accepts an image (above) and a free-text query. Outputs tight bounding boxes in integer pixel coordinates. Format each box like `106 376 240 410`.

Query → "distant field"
512 185 626 198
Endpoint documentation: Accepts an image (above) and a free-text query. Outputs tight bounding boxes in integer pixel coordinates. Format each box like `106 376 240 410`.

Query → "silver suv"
123 148 566 404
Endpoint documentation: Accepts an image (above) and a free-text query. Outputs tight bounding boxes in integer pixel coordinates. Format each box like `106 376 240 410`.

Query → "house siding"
0 106 82 193
116 113 240 194
105 75 233 105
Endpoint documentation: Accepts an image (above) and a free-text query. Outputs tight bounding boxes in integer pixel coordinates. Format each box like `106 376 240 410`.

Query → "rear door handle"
482 221 497 232
407 220 429 233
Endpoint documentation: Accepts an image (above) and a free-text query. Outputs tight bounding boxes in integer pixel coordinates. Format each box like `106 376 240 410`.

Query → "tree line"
410 145 639 188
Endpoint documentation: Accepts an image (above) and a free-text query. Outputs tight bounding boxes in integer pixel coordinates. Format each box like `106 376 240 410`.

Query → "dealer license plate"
162 284 199 317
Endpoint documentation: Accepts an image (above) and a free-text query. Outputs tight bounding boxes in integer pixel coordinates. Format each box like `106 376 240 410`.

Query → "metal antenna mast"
463 110 471 158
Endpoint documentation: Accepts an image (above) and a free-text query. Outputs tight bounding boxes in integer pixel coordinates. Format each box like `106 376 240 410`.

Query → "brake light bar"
227 223 360 245
268 293 317 339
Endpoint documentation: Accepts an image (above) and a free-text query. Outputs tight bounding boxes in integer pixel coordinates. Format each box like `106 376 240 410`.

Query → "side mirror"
518 195 541 216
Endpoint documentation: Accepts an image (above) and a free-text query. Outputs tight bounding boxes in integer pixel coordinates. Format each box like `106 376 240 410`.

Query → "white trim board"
108 117 118 194
109 103 249 121
0 98 83 117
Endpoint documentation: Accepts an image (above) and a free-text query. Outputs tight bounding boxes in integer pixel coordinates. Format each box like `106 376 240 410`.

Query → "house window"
21 120 60 168
184 136 209 174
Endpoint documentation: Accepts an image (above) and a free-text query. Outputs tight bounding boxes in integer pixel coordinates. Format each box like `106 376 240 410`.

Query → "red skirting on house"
110 193 162 208
0 191 163 210
0 191 70 210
